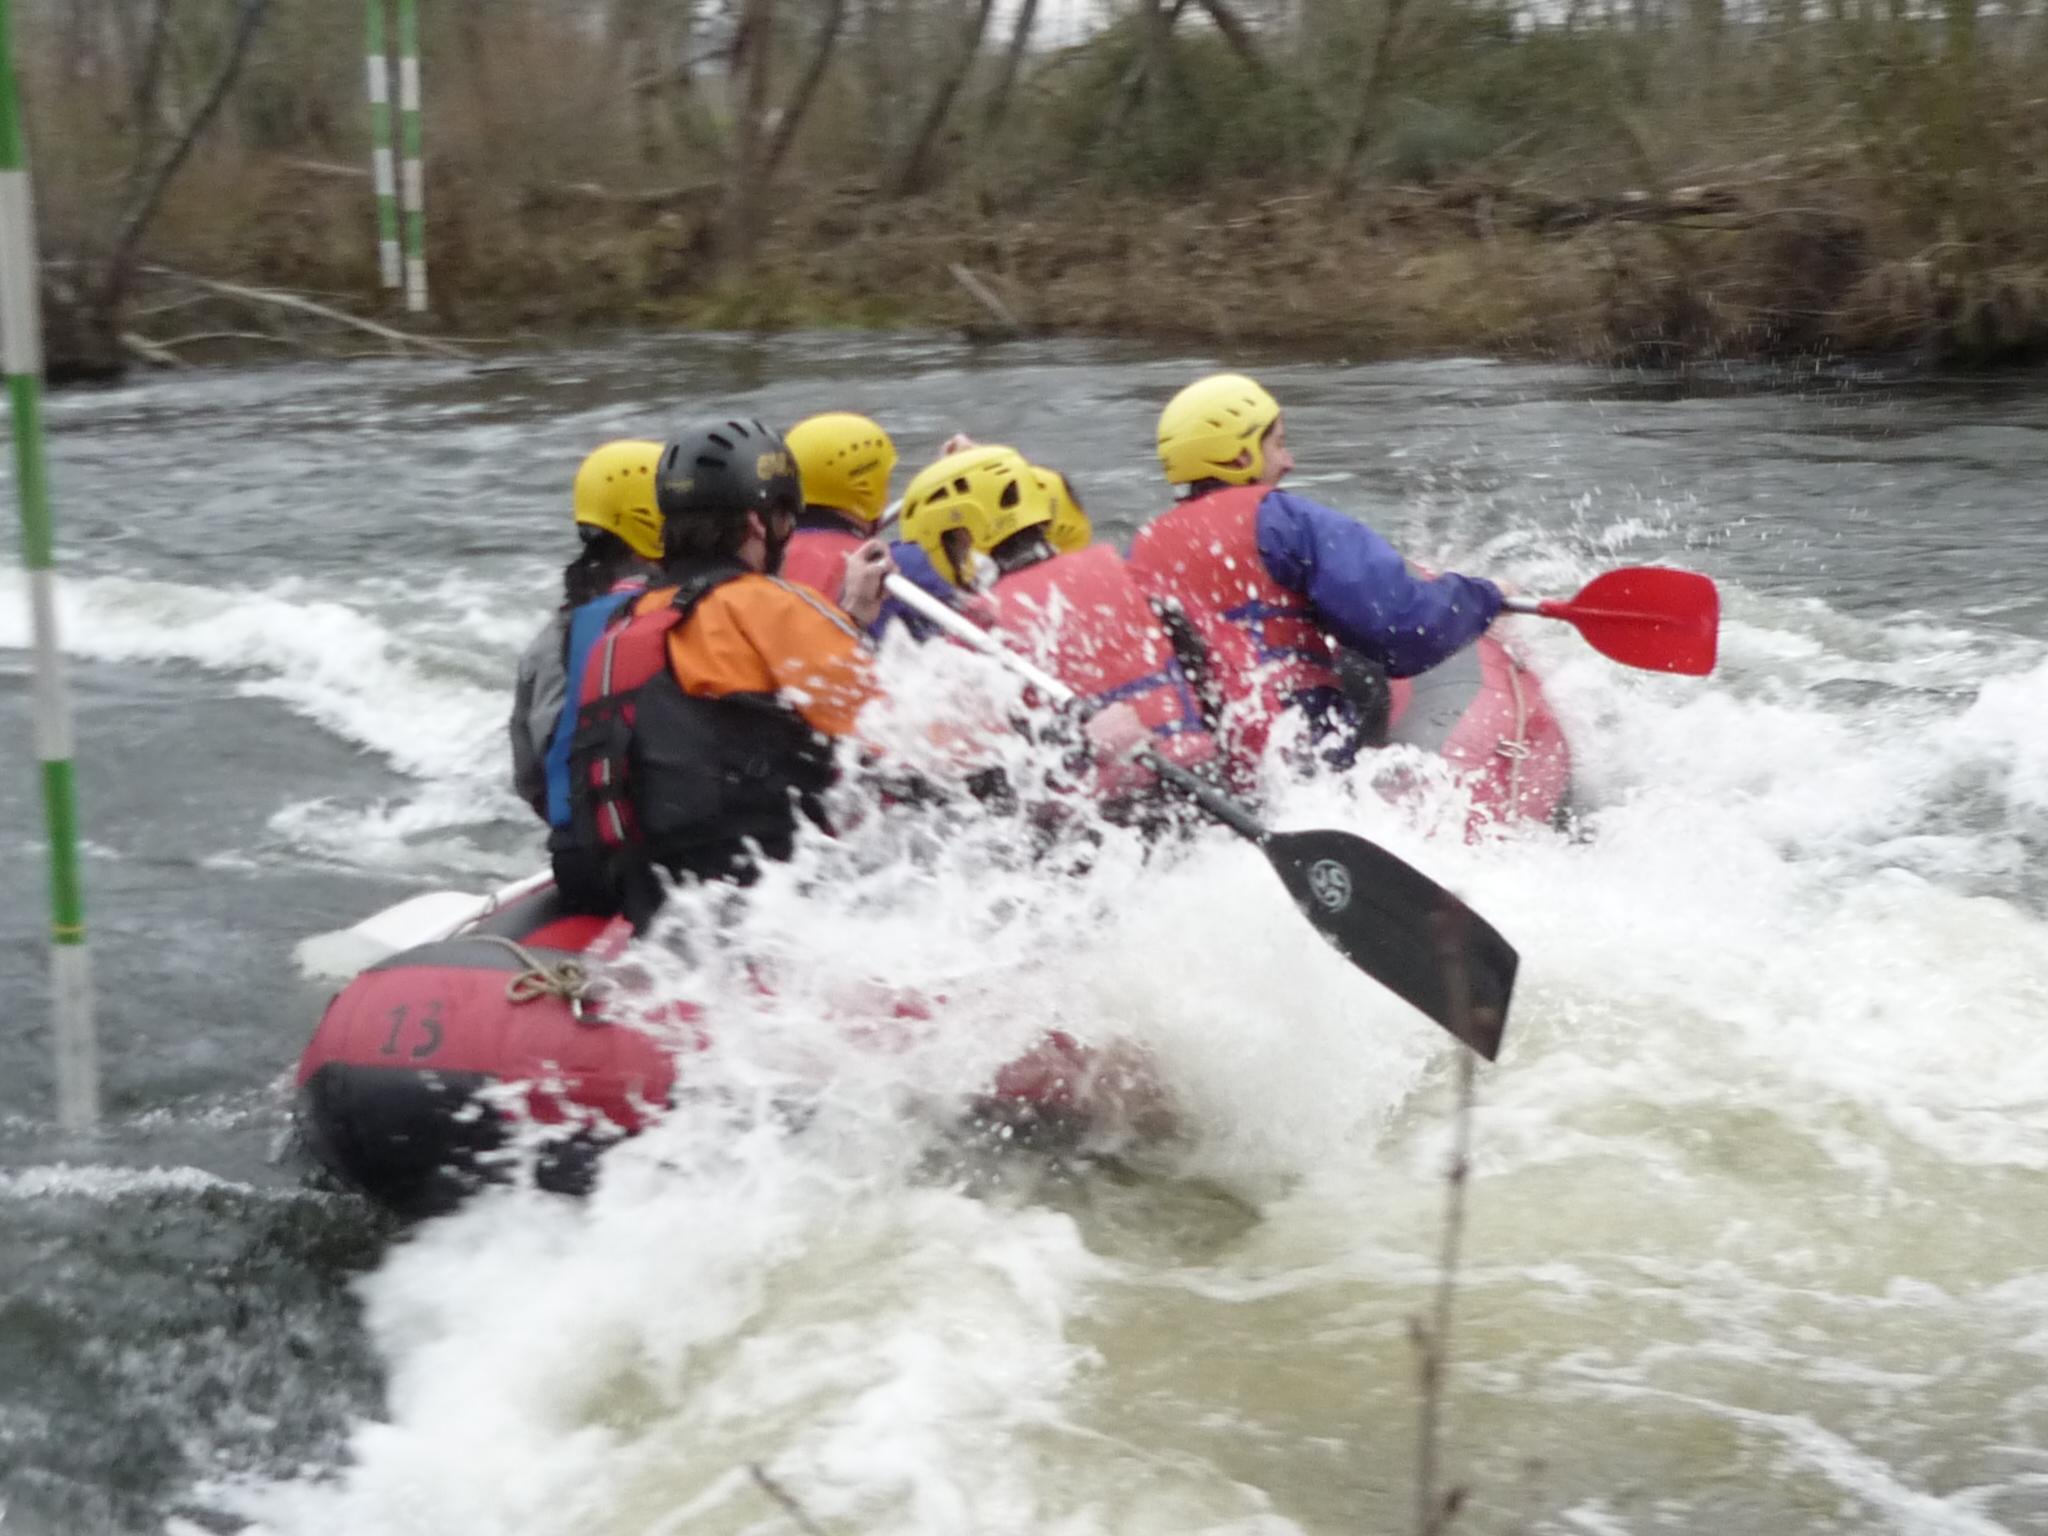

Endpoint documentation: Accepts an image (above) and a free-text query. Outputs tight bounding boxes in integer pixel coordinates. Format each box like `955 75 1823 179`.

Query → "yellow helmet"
572 440 666 561
1038 468 1092 553
785 412 898 524
899 445 1053 588
1156 373 1281 487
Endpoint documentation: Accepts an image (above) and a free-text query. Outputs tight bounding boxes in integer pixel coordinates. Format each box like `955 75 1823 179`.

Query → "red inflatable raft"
298 637 1569 1215
1384 632 1572 827
294 881 1114 1216
296 887 666 1215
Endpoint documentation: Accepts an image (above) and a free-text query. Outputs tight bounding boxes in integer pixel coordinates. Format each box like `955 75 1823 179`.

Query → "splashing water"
6 349 2048 1535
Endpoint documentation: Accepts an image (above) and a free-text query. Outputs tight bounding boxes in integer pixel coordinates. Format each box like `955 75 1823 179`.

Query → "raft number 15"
378 1000 444 1061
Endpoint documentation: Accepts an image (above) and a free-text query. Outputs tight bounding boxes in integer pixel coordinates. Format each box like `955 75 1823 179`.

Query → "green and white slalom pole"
0 0 98 1131
396 0 427 313
365 0 401 290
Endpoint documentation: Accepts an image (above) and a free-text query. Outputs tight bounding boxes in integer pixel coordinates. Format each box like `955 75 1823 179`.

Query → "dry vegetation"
19 0 2048 379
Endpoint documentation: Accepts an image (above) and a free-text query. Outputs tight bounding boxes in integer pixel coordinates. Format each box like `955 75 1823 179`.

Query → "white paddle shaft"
882 574 1077 705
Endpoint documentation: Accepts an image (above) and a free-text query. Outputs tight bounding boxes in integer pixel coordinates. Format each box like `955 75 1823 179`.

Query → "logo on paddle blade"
1305 858 1352 913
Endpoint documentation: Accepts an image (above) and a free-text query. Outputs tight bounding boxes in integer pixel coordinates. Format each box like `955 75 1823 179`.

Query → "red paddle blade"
1538 566 1719 676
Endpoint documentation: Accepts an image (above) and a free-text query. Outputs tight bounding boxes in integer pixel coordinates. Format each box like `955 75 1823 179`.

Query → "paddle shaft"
883 575 1266 840
879 573 1518 1055
1504 596 1664 624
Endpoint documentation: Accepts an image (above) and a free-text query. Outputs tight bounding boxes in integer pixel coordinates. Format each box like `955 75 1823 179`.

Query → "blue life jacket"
543 582 646 827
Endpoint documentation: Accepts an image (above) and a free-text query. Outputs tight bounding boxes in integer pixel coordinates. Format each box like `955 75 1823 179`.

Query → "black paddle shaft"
1144 754 1517 1060
869 577 1517 1058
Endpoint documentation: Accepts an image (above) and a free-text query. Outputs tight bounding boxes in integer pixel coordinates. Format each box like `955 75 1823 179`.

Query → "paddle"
294 869 554 978
883 574 1518 1059
1503 565 1719 676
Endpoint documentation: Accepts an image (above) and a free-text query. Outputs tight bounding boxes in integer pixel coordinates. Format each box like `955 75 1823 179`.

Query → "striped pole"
396 0 428 313
365 0 401 289
0 0 98 1131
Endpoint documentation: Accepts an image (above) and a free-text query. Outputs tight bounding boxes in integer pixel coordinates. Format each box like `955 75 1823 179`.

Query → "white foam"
0 1163 246 1201
1 557 547 874
0 567 509 784
176 512 2048 1532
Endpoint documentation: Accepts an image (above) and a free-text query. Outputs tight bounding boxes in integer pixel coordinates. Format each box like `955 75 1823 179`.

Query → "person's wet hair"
561 528 640 607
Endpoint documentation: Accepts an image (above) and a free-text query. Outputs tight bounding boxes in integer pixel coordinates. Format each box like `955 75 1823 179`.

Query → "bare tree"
981 0 1040 136
98 0 272 313
1137 0 1176 106
716 0 849 259
1329 0 1415 198
1107 0 1191 142
1191 0 1267 76
721 0 779 258
42 0 273 377
610 0 670 164
891 0 998 195
763 0 851 181
131 0 175 129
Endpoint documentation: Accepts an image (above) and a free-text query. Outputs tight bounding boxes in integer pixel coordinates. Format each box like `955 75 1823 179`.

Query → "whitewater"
3 338 2047 1535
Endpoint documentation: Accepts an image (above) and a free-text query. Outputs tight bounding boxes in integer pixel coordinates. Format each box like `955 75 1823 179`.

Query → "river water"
3 335 2047 1536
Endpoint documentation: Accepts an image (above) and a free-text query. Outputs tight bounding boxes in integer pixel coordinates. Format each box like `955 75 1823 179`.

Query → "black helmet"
655 419 802 534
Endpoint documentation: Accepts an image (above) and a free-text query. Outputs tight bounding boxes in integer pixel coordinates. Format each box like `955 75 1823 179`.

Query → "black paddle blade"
1265 830 1517 1060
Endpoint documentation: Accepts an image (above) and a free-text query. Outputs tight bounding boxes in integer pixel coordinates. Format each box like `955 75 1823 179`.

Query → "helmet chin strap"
747 504 795 575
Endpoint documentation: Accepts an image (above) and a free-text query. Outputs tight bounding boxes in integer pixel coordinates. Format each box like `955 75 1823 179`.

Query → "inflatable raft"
294 879 1112 1216
297 634 1568 1215
1384 631 1572 827
295 883 663 1215
1335 632 1572 827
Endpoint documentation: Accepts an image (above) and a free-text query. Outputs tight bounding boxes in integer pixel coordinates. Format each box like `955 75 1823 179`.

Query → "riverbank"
22 1 2048 380
69 157 2048 378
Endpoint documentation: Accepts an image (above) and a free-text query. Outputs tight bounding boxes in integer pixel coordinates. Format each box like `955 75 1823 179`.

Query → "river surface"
4 335 2048 1536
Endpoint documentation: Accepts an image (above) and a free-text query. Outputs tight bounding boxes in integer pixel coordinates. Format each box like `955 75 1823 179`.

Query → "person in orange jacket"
551 418 893 928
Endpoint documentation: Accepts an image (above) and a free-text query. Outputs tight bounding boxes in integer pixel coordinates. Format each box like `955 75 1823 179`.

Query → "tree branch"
131 0 175 130
1108 0 1190 141
763 0 850 181
891 0 998 195
137 266 474 359
1191 0 1266 76
720 0 780 258
1329 0 1414 199
628 42 736 93
98 0 273 316
981 0 1040 133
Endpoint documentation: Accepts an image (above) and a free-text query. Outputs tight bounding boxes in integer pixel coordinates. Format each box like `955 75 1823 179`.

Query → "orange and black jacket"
564 562 878 867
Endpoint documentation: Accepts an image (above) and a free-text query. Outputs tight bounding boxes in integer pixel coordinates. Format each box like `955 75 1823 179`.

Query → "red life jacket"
1125 484 1344 765
779 523 864 603
565 564 833 860
990 545 1219 775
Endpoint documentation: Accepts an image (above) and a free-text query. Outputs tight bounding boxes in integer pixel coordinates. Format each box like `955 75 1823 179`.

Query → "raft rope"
1498 647 1532 816
461 934 600 1019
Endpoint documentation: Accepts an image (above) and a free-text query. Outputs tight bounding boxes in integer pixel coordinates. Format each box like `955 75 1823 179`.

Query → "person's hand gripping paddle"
883 575 1518 1059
